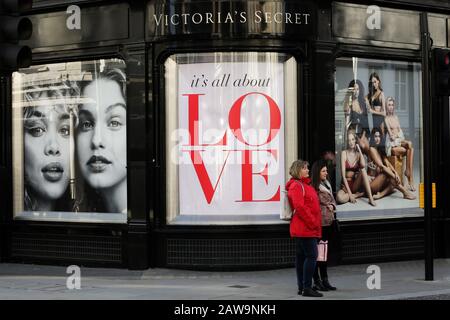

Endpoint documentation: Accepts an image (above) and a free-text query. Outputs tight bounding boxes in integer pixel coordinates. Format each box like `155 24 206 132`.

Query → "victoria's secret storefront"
1 0 449 270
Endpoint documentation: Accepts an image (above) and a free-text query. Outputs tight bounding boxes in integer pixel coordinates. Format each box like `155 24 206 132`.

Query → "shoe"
302 287 323 297
312 280 329 291
322 278 337 291
298 289 303 295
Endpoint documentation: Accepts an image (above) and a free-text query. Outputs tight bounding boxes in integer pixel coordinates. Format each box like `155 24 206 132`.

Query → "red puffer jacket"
286 177 322 238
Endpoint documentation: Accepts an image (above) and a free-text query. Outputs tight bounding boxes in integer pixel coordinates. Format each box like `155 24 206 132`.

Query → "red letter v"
189 150 231 204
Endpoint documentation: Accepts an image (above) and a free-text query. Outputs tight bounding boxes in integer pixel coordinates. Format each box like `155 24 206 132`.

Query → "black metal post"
0 74 5 262
421 12 433 281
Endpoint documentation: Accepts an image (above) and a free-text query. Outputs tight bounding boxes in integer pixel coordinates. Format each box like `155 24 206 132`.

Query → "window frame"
163 51 299 226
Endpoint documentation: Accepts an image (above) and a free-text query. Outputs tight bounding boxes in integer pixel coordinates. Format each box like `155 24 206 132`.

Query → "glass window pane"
12 59 128 223
334 57 423 221
165 52 297 225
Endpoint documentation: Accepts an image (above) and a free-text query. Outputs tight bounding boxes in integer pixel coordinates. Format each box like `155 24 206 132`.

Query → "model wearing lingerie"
343 151 360 192
370 92 385 132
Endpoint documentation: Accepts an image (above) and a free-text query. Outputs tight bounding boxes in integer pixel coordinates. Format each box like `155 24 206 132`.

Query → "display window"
164 52 298 225
12 59 128 223
334 57 424 220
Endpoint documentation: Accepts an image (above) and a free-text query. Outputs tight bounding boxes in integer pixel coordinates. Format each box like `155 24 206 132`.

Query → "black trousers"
313 225 332 282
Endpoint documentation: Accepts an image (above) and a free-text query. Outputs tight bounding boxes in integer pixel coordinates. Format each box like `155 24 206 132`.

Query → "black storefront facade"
0 0 449 271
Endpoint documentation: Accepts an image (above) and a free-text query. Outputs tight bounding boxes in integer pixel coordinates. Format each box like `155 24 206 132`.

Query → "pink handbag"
317 240 328 262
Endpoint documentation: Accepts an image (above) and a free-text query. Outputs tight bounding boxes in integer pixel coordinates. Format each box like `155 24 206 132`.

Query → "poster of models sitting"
12 59 128 223
334 58 423 220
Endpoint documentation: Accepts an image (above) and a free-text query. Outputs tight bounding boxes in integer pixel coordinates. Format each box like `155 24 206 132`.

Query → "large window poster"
12 59 127 223
334 57 424 220
165 52 298 224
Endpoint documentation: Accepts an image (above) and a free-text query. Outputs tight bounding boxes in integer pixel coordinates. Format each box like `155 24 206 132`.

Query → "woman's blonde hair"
289 159 309 179
346 129 357 149
386 96 396 115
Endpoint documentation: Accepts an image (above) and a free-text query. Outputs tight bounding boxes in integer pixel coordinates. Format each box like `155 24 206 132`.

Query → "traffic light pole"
421 13 434 281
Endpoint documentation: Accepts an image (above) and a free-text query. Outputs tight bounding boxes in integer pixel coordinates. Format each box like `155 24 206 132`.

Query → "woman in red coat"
286 159 323 297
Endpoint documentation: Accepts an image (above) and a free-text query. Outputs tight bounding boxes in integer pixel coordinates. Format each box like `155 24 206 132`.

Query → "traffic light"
0 0 33 73
432 48 450 96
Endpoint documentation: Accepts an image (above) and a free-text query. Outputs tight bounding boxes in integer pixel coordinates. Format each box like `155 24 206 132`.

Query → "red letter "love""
183 92 281 204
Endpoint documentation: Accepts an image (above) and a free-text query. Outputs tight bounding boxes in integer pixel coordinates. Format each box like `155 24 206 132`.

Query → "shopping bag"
281 190 294 221
280 181 305 221
317 240 328 262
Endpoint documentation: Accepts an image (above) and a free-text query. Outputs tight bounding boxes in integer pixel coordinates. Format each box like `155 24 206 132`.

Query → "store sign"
177 61 285 215
153 11 311 27
147 0 316 40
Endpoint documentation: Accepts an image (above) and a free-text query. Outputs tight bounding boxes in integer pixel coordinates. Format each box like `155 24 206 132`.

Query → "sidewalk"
0 259 450 300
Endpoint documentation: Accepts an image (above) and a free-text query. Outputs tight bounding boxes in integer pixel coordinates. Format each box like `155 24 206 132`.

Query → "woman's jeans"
295 237 318 290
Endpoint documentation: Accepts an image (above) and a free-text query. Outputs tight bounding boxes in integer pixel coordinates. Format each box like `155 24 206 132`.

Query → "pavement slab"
0 259 449 300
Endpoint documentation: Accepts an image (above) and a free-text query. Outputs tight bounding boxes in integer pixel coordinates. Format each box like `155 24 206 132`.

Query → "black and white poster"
12 59 127 223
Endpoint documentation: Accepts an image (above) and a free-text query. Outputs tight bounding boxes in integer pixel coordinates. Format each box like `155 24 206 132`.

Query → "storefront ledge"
14 211 127 224
337 208 424 222
167 214 289 226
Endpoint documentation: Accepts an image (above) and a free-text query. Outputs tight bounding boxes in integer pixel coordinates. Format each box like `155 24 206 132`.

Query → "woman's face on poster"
24 102 70 201
353 83 360 98
77 78 127 190
371 76 380 90
373 131 381 145
347 132 356 149
387 100 395 114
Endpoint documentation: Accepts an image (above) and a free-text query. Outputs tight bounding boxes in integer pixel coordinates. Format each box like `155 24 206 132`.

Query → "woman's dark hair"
367 72 383 105
79 67 126 101
311 159 328 191
370 127 386 156
347 79 367 114
73 182 107 213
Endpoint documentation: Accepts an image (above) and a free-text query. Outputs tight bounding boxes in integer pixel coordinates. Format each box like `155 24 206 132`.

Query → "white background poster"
177 61 285 215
